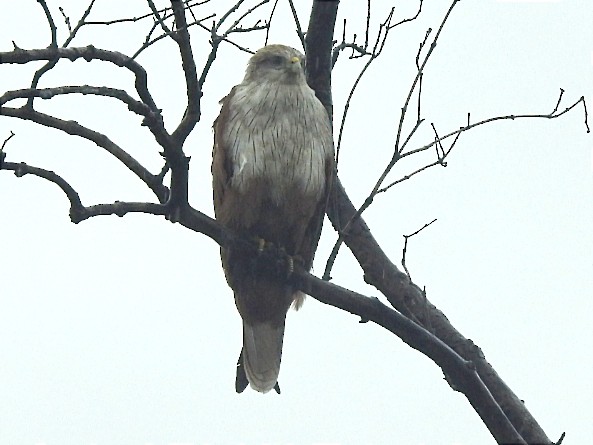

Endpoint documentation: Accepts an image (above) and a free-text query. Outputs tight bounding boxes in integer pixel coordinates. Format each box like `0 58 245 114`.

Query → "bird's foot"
282 250 305 278
251 238 304 278
254 237 274 254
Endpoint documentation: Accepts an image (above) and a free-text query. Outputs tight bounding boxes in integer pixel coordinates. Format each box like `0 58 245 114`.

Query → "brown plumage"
212 44 334 393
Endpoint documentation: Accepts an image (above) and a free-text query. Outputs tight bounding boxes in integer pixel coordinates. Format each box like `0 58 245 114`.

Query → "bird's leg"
251 237 304 278
254 236 275 253
250 237 280 276
277 247 305 278
287 256 294 275
289 254 305 276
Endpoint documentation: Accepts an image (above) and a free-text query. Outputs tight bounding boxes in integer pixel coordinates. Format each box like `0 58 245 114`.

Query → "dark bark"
304 1 551 444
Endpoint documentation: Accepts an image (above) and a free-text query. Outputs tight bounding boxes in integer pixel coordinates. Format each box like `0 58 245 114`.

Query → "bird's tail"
242 321 285 393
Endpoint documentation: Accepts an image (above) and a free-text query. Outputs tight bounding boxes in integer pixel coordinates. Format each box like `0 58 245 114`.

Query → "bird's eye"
267 55 285 67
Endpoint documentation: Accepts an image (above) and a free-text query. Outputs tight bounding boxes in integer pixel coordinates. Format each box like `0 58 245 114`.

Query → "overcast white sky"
1 1 592 444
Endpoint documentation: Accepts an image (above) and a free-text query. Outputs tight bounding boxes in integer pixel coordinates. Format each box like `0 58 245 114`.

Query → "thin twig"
401 91 589 160
364 0 371 49
388 0 424 30
58 7 72 34
324 0 461 279
402 219 437 279
83 0 210 26
287 0 305 51
265 0 280 45
1 131 16 151
62 0 97 47
133 13 215 59
147 0 172 35
334 7 395 165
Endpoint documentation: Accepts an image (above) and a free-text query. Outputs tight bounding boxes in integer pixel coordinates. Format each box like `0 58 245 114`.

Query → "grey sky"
1 1 592 444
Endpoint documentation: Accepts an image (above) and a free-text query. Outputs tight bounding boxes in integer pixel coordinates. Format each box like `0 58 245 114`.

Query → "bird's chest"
223 86 330 203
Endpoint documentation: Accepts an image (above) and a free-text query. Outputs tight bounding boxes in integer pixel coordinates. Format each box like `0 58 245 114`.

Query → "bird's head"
244 44 306 85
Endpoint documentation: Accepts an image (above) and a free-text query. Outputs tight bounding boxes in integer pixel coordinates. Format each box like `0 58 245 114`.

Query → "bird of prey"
212 44 335 393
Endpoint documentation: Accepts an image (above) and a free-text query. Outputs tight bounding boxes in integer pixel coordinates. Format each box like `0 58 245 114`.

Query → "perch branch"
292 268 526 445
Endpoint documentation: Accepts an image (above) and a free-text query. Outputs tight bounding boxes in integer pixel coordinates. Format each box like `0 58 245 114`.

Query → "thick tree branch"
2 2 583 443
171 0 201 143
1 160 167 223
26 0 59 108
2 147 526 443
304 0 339 120
2 151 524 445
293 269 526 445
325 0 460 277
2 160 83 214
327 179 551 445
0 106 168 202
0 46 160 114
0 85 158 122
142 0 203 218
306 1 552 444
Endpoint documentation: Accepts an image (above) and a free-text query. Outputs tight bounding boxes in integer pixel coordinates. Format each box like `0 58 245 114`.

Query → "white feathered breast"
223 80 333 204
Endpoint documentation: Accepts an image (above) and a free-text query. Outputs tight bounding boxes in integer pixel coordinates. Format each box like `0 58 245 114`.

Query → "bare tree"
1 1 588 444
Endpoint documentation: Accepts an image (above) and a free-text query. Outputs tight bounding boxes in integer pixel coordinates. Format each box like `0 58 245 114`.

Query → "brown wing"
213 81 334 393
212 87 236 224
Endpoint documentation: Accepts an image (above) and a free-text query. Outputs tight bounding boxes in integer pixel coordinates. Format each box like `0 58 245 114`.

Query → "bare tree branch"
0 106 168 201
334 7 398 165
0 148 523 445
287 0 305 51
2 1 587 443
401 218 437 279
148 0 172 35
1 131 15 151
83 1 211 26
264 0 280 46
132 11 215 59
153 0 201 218
1 160 167 223
293 267 526 445
307 1 555 443
171 0 201 143
2 160 84 213
62 0 97 47
0 46 160 112
323 0 449 277
0 85 156 121
26 0 58 108
400 91 589 162
305 0 339 120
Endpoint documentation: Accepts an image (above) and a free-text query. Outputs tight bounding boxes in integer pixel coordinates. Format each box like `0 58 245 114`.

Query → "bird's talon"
287 256 294 276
